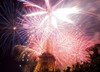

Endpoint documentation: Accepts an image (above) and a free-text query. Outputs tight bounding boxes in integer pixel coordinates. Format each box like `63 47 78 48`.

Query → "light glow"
18 0 95 69
26 7 80 28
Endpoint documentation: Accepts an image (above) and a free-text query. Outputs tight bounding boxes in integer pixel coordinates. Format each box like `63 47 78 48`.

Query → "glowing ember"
13 26 17 30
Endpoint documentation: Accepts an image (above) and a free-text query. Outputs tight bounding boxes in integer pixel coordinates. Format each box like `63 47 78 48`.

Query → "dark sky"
0 0 100 72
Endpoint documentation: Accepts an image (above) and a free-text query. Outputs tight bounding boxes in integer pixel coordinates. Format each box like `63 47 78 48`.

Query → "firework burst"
0 0 28 55
16 0 97 69
0 0 100 70
17 0 99 69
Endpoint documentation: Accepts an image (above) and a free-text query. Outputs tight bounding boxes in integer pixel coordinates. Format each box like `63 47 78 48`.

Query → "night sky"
0 0 100 72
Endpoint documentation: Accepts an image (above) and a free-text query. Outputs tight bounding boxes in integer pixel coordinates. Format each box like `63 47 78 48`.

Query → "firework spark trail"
51 28 94 69
16 0 98 68
0 0 16 54
20 0 45 10
0 0 28 55
0 1 99 68
16 0 100 69
52 0 63 9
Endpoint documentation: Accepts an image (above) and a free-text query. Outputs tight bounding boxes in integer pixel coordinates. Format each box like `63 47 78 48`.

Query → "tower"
34 52 55 72
34 39 56 72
